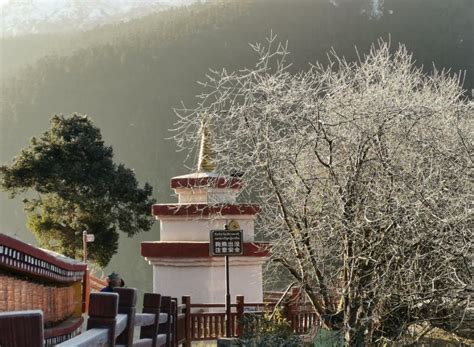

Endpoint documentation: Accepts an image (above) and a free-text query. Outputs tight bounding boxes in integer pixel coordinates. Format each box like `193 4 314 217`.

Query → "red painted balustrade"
180 293 319 345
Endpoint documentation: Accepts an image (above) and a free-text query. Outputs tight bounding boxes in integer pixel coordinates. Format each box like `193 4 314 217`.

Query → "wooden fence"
90 273 108 292
181 294 318 344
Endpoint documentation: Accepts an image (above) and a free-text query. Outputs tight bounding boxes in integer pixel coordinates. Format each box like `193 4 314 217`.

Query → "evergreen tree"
0 114 156 266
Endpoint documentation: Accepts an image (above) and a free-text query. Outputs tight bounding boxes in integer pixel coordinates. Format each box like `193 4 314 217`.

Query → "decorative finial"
197 116 216 172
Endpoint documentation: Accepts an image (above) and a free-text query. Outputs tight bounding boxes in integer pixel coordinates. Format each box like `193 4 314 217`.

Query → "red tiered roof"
152 203 260 217
170 173 242 189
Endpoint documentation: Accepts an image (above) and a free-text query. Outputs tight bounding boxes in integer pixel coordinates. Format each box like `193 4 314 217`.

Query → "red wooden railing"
179 293 318 346
185 301 240 340
288 303 319 334
89 273 108 292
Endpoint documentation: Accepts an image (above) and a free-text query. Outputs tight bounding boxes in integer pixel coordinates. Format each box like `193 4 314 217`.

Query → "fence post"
87 292 118 346
0 310 44 347
182 296 191 347
114 288 137 347
235 295 244 338
140 293 162 347
283 297 294 332
159 296 173 347
171 298 178 347
289 288 300 333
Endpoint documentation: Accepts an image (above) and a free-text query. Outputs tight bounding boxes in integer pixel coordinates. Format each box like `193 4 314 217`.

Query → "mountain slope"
0 0 202 79
0 0 195 37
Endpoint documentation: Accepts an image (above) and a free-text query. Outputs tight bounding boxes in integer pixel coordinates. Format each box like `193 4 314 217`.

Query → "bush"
238 309 302 347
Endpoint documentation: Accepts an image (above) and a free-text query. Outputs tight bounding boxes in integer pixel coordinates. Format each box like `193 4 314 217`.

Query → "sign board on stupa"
210 230 243 256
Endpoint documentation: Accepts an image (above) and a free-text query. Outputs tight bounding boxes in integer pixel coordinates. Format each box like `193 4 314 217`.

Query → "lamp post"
82 230 88 263
81 230 94 312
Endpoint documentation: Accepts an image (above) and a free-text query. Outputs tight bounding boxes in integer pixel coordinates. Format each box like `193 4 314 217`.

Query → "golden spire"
197 116 216 172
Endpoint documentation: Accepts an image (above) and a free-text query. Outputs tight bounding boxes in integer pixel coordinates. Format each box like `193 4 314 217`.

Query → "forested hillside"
1 0 472 291
0 2 202 80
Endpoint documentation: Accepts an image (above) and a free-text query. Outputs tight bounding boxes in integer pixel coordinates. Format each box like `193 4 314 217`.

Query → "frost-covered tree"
0 114 156 267
174 36 473 344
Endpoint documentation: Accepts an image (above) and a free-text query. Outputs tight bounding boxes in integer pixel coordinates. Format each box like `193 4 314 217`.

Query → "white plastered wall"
175 188 239 204
160 217 255 242
150 259 264 304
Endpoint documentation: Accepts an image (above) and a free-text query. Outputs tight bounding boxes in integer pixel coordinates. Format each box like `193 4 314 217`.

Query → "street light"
82 230 95 313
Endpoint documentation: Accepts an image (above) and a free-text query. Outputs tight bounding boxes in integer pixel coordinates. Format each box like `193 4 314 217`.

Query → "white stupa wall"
150 259 264 303
145 171 267 305
175 188 239 204
159 216 255 242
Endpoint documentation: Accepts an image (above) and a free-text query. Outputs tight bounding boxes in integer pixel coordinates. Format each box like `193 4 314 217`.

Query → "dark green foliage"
0 114 155 266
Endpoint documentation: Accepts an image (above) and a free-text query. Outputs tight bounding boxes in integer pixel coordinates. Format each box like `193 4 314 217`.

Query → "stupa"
141 120 269 303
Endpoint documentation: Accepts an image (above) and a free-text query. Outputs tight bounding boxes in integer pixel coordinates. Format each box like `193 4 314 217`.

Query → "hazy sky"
0 0 197 6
